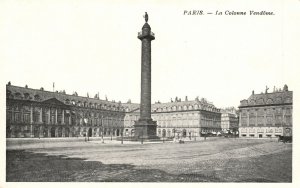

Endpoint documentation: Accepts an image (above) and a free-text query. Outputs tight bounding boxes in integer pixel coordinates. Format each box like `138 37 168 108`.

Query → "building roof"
121 103 140 113
239 85 293 107
220 107 238 115
151 99 220 113
6 84 124 111
6 83 221 113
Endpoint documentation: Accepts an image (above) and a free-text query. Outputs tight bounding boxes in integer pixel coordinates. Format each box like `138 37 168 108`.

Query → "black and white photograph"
0 0 299 186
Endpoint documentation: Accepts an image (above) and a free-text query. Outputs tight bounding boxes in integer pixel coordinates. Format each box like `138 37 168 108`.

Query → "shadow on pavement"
7 150 222 182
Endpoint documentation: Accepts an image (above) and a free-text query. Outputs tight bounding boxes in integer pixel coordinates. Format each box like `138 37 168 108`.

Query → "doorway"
51 127 56 137
88 128 92 137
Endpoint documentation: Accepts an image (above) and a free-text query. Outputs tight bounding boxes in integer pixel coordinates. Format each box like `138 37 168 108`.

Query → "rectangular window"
241 117 247 126
249 116 255 126
33 113 39 123
285 116 291 125
257 116 264 126
23 113 30 123
275 115 282 125
266 116 273 126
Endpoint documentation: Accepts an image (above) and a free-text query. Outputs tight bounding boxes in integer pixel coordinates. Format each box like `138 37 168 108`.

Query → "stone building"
123 98 221 138
6 83 221 139
238 85 293 138
220 107 239 133
6 83 126 138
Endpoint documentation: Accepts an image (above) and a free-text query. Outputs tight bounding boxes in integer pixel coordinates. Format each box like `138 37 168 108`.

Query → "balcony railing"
138 31 155 37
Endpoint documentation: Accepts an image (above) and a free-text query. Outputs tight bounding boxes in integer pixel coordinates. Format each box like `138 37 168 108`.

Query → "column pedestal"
133 119 159 140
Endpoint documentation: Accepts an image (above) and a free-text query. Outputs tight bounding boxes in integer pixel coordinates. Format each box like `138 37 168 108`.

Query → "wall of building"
238 86 293 138
123 109 221 138
6 85 125 138
239 106 292 138
6 84 222 139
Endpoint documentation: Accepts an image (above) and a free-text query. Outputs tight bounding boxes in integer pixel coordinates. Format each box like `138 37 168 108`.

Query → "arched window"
167 129 171 137
65 99 70 104
276 97 282 103
24 93 30 100
182 129 187 137
34 94 40 101
7 90 13 99
15 92 22 99
162 129 166 137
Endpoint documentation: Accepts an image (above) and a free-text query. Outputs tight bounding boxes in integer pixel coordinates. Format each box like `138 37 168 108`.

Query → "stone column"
133 15 158 139
21 108 24 123
62 110 65 124
11 107 14 123
30 106 33 123
48 127 51 138
48 108 51 124
273 108 275 127
247 111 249 127
140 37 152 120
69 115 71 125
255 109 258 127
30 106 33 137
264 109 267 127
55 109 58 124
39 107 43 123
282 108 285 127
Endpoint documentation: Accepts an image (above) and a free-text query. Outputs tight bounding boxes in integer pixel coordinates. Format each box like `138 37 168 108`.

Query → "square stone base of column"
133 119 159 140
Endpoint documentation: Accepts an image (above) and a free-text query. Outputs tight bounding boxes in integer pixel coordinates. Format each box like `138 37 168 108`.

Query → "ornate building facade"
6 83 222 139
6 83 126 138
238 85 293 138
123 98 221 138
220 107 239 133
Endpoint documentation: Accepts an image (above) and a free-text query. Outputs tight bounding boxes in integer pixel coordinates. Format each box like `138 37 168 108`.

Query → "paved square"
6 138 292 182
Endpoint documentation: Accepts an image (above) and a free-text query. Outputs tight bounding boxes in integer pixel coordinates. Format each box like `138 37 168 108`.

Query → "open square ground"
6 138 292 182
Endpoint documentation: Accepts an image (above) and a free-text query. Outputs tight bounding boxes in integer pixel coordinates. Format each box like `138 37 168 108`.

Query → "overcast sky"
1 0 299 109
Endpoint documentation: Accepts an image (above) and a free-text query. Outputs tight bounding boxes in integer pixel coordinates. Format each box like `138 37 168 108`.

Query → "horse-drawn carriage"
278 128 292 143
278 135 292 143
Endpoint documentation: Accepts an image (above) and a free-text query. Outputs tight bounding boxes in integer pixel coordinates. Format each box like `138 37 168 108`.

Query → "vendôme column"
133 12 158 140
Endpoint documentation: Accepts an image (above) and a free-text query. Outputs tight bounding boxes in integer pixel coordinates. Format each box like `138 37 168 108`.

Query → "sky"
1 0 299 109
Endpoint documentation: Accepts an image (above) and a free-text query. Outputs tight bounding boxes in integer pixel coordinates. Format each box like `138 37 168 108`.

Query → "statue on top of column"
143 12 148 23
